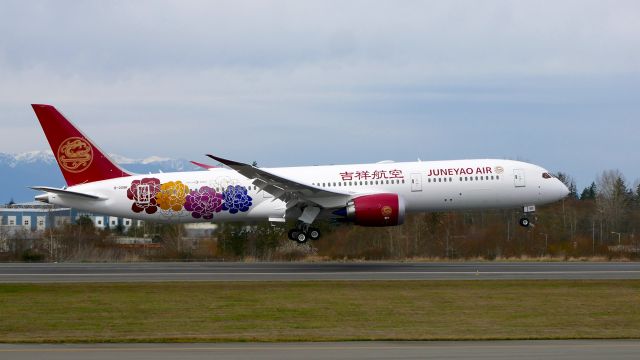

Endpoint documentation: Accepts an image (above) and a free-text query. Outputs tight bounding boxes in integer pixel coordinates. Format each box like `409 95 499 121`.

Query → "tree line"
1 169 639 261
313 170 640 260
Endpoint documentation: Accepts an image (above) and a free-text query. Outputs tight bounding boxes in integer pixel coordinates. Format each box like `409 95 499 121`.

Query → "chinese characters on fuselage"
340 169 404 181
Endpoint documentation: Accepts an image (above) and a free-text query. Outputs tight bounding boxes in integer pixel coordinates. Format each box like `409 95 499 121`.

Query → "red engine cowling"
345 193 406 227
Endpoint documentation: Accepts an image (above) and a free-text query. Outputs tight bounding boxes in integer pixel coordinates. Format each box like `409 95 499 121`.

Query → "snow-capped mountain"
0 150 56 167
0 151 203 203
106 154 172 165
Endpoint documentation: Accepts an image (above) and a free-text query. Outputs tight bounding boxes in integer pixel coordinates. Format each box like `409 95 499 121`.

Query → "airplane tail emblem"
32 104 132 186
57 137 93 173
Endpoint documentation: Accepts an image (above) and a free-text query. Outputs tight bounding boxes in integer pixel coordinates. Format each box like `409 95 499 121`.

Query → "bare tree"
596 169 630 236
0 225 10 253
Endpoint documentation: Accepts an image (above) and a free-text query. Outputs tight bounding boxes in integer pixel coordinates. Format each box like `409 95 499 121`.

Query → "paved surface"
0 341 639 360
0 261 639 282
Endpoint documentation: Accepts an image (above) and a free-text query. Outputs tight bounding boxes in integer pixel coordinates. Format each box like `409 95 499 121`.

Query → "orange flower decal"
156 181 189 212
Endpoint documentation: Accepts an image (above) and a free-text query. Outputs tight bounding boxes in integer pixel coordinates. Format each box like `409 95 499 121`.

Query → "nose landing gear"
519 205 536 228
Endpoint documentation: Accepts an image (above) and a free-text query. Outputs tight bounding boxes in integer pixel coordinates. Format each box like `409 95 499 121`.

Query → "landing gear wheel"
296 232 308 243
288 229 299 241
519 218 530 227
308 228 321 241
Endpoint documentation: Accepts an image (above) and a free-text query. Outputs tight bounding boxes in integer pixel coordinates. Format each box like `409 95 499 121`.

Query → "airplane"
30 104 570 243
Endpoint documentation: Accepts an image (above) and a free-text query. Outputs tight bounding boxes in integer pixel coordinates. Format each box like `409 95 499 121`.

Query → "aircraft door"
411 173 423 192
513 169 526 187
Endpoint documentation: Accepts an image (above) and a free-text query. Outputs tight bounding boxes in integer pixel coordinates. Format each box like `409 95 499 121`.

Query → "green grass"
0 280 639 342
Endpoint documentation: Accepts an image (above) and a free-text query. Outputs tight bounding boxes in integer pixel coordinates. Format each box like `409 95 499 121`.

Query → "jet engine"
336 193 406 227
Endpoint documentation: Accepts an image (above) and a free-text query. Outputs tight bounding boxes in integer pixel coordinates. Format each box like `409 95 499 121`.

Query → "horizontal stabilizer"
30 186 107 201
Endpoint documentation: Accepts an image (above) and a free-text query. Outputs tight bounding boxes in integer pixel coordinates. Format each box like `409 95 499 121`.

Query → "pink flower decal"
184 186 224 220
127 178 161 214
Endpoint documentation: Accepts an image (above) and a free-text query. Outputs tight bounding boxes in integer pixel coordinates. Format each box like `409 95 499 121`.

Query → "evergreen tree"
556 172 578 199
613 176 631 206
580 182 597 200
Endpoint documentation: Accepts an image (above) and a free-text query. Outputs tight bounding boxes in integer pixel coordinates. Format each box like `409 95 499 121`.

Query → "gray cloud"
0 0 639 190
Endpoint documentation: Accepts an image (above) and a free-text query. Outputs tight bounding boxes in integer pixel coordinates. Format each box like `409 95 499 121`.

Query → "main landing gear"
288 224 321 243
519 205 536 228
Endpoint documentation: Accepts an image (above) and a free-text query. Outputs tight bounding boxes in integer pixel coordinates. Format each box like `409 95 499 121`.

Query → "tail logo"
57 137 93 173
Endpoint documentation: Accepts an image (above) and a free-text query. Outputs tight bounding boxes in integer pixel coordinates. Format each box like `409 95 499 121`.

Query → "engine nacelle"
344 193 406 227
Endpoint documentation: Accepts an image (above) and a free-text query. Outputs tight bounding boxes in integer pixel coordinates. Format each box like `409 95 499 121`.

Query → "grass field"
0 280 639 342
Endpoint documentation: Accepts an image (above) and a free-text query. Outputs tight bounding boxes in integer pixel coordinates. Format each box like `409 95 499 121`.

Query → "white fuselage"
44 159 568 223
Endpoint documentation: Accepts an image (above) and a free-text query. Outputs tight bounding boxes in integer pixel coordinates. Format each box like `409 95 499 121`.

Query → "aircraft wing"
206 154 351 209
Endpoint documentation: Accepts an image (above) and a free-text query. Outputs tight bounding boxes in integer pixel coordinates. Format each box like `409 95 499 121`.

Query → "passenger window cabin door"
411 173 423 192
513 169 526 187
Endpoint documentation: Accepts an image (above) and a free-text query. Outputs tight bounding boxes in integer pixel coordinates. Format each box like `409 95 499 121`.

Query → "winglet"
190 160 219 170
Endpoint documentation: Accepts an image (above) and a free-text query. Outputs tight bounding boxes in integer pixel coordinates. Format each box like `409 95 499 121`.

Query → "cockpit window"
542 172 553 179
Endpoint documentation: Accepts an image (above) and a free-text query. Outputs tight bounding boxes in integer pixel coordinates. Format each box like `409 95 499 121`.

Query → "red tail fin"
32 104 132 186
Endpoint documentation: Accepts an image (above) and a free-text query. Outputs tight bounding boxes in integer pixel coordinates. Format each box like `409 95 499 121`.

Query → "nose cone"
557 180 570 199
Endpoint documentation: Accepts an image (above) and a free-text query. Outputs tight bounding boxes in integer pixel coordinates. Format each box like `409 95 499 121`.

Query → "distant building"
0 202 140 250
184 223 218 238
0 202 140 230
0 202 216 253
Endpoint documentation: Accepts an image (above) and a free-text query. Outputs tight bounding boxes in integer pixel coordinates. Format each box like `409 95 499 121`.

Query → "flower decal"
222 185 253 214
184 186 224 220
156 180 190 212
126 180 253 218
127 178 161 214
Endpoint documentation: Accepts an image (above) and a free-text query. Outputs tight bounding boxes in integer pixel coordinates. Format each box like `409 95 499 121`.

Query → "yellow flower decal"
156 181 189 212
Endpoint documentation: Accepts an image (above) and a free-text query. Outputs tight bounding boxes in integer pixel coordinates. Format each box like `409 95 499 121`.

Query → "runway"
0 261 639 282
0 341 639 360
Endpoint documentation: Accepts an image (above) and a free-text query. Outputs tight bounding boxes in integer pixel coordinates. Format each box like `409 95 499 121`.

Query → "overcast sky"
1 0 639 191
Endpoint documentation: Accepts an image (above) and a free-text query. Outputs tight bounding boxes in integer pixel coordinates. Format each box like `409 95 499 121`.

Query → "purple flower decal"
184 186 224 220
127 178 161 214
222 185 253 214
